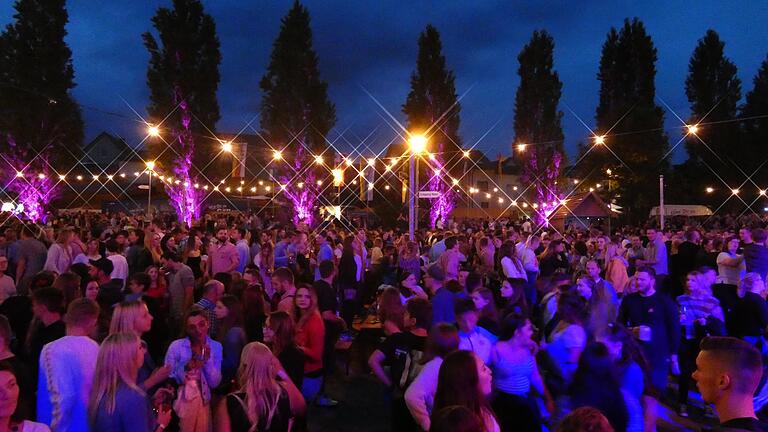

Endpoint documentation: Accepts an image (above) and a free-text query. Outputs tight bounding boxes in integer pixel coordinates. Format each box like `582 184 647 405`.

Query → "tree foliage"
684 30 741 178
513 30 564 222
143 0 221 175
260 0 336 155
583 18 668 221
0 0 83 169
402 24 462 227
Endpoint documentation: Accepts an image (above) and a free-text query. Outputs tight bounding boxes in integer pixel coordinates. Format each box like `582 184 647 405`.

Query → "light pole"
145 161 155 218
408 134 427 240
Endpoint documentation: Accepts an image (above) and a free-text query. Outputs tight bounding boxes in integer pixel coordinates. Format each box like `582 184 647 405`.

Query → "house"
81 132 145 173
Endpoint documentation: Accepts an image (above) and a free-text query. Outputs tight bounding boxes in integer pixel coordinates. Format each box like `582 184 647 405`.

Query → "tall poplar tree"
684 30 741 180
260 1 336 225
513 30 564 223
144 0 221 224
402 24 461 227
0 0 83 220
740 55 768 183
589 18 668 221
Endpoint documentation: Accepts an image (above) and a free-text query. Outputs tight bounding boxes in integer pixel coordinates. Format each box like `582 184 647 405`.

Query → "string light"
314 155 324 165
221 141 233 153
58 175 65 181
686 124 699 135
273 150 282 161
37 173 45 179
250 187 256 192
463 150 471 158
147 125 160 137
76 175 83 181
119 173 126 178
732 188 740 195
258 180 264 186
316 180 323 186
265 186 271 192
516 143 526 152
15 171 23 178
594 135 606 145
367 158 375 167
705 187 714 193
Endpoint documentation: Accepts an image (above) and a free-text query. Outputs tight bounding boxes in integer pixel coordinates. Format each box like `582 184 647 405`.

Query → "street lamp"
408 133 428 240
146 161 155 218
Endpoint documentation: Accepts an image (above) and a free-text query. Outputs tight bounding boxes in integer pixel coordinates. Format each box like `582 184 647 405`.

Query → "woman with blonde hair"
216 342 305 432
109 301 171 392
89 332 171 431
604 242 629 294
43 228 73 274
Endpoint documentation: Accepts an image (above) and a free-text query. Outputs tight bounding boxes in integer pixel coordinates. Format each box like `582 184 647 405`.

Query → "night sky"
2 1 767 163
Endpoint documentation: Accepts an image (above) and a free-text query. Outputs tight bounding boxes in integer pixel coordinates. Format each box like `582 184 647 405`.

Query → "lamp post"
408 134 427 240
145 161 155 218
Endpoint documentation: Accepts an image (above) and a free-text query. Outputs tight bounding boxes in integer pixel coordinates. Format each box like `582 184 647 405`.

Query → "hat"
90 257 113 276
426 264 445 282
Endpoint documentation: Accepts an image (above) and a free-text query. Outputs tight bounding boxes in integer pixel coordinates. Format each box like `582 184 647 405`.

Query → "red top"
295 311 325 374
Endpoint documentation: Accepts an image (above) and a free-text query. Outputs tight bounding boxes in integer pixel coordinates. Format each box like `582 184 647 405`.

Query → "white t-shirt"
717 252 746 285
108 254 129 283
501 256 527 280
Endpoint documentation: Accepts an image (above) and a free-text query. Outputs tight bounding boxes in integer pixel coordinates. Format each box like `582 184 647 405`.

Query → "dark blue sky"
2 1 767 163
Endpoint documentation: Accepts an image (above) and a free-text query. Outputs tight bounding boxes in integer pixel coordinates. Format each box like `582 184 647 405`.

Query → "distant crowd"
0 210 766 431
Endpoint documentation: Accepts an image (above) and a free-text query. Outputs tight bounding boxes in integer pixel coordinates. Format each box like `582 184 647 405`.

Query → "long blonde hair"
236 342 283 429
88 332 143 421
109 300 147 335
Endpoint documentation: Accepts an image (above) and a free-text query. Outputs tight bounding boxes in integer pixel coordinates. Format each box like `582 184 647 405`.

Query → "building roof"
549 191 613 219
81 132 143 165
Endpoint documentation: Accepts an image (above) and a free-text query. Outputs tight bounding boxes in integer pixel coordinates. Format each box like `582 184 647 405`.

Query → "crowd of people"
0 210 766 431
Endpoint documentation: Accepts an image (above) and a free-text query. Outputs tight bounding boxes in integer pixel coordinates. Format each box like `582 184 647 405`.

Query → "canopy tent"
648 205 712 217
548 191 616 230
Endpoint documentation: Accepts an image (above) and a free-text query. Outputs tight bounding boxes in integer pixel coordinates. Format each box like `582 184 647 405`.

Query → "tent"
648 205 712 217
548 191 616 230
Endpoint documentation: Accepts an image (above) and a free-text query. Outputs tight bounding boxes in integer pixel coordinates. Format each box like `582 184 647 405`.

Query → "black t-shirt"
226 389 290 432
0 296 31 356
313 280 337 314
733 292 768 338
719 417 768 432
378 331 426 390
278 345 305 389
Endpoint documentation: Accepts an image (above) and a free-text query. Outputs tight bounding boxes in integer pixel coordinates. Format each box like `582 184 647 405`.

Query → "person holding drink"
618 266 680 432
675 271 724 417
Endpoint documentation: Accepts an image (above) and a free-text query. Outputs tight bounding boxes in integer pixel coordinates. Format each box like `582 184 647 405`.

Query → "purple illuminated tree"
403 25 462 228
0 0 83 221
143 0 221 225
513 30 565 225
260 1 336 226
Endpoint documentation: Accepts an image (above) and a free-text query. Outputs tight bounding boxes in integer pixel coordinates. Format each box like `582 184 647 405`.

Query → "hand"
630 327 641 339
147 365 172 388
156 406 172 428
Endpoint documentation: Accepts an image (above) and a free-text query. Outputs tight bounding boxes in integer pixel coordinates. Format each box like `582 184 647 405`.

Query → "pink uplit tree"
164 88 202 227
427 157 455 229
280 145 316 227
522 150 562 226
3 136 57 222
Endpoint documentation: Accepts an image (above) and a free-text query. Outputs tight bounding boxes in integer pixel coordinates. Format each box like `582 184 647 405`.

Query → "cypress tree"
740 55 768 183
143 0 221 175
590 18 668 222
684 30 741 178
260 1 335 225
402 24 461 227
513 30 564 221
0 0 83 220
143 0 221 224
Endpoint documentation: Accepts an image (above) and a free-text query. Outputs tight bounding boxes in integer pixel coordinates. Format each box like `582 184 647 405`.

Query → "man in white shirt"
0 257 15 303
37 298 100 432
105 239 128 287
455 299 496 365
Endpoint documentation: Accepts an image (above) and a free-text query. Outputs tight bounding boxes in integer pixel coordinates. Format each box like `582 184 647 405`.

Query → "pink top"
209 242 238 275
